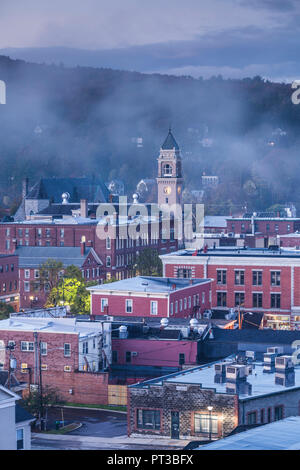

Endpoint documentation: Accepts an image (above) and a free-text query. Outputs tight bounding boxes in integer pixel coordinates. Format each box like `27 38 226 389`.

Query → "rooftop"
161 247 300 259
0 317 103 339
88 276 211 294
16 246 90 268
161 129 180 150
130 355 300 401
197 416 300 450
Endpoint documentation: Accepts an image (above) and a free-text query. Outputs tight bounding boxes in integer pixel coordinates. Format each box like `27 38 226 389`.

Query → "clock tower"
157 129 183 206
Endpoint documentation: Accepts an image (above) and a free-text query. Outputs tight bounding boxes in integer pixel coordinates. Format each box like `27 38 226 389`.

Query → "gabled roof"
161 129 179 150
15 404 35 424
26 177 110 203
16 246 89 268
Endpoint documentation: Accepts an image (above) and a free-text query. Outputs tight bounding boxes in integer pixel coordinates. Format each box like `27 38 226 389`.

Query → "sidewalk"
32 432 190 449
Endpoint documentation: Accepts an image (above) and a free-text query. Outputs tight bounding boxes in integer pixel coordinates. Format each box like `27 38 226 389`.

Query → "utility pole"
38 340 44 431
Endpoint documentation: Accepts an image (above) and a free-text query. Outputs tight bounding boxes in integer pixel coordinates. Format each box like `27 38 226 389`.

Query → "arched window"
163 164 172 176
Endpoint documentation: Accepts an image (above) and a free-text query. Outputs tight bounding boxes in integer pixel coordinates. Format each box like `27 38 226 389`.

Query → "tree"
0 302 14 320
135 248 162 276
21 385 64 431
35 259 64 293
46 275 97 315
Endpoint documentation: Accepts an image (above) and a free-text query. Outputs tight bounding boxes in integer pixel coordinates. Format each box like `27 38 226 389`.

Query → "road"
31 407 187 450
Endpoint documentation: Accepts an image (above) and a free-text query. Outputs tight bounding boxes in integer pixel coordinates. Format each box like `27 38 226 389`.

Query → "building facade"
128 352 300 441
89 276 212 319
161 248 300 330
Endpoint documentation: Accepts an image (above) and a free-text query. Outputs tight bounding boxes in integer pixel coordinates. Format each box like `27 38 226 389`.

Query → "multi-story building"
88 276 212 320
111 318 210 370
128 351 300 441
161 247 300 330
16 245 101 309
0 254 19 311
0 316 112 404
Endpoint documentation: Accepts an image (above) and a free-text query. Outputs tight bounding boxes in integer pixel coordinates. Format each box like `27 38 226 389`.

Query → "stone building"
128 350 300 441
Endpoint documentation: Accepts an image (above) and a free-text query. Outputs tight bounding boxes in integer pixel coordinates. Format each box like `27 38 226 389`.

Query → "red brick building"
161 247 300 330
0 317 111 404
0 255 19 311
89 276 212 319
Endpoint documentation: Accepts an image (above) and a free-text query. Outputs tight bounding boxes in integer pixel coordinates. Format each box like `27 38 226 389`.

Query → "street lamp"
207 406 213 441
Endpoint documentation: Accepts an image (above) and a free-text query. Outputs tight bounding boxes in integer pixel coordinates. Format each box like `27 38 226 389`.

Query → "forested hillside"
0 54 300 215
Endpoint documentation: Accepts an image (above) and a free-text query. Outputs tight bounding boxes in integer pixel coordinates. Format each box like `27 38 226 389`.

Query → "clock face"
164 186 172 195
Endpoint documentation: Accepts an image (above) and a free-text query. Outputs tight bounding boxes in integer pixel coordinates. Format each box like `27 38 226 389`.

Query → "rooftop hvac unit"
267 347 284 355
245 350 256 361
180 327 190 338
275 371 295 387
226 364 248 381
203 310 212 319
263 353 277 373
214 363 227 376
275 355 294 371
226 381 252 396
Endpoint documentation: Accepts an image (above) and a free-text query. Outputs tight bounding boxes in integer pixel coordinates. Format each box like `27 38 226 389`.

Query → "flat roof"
0 317 103 338
161 247 300 259
197 416 300 450
131 356 300 401
88 276 211 294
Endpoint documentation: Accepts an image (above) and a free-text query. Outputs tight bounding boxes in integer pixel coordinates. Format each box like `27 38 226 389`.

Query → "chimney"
22 178 29 199
80 199 88 218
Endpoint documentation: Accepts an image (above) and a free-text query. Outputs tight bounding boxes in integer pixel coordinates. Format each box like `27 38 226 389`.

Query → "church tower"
157 129 183 206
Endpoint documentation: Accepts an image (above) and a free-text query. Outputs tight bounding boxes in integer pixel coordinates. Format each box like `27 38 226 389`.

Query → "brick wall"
128 383 238 439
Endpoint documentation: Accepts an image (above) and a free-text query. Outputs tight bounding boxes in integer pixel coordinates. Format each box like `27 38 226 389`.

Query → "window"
235 270 245 285
46 229 50 238
40 342 47 356
7 340 15 350
82 341 88 354
41 364 48 371
64 343 71 357
16 428 24 450
126 351 131 363
60 229 64 238
112 350 118 364
235 292 245 306
217 292 227 307
11 264 14 272
271 293 281 309
150 301 158 315
106 256 111 267
184 298 187 310
34 269 39 279
137 409 161 430
253 293 263 308
101 298 108 312
267 408 272 423
179 299 183 312
175 301 178 314
126 299 133 313
274 406 283 421
179 353 185 365
24 281 30 292
106 237 111 249
202 292 205 304
21 341 34 352
177 268 191 278
24 270 30 279
194 413 218 434
271 271 281 286
170 303 174 316
188 296 191 308
64 366 72 372
252 271 262 286
217 270 226 285
247 412 257 425
260 409 265 424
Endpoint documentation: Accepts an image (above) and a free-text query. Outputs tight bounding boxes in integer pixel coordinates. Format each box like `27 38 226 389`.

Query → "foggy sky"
0 0 300 80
